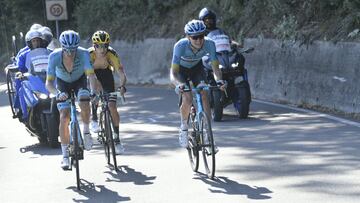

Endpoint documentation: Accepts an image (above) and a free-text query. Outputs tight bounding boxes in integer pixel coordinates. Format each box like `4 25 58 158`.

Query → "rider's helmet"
184 20 206 36
38 26 53 47
25 30 43 49
92 30 110 44
29 23 42 31
199 8 217 30
59 30 80 50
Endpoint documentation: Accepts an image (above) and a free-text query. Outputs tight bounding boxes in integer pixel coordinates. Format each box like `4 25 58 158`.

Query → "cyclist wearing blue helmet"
46 30 97 169
170 19 225 148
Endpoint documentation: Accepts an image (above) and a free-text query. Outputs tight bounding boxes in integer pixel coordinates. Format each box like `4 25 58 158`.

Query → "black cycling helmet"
199 7 217 21
199 8 217 31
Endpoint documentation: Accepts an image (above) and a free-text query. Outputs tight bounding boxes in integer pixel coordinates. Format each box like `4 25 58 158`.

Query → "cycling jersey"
171 38 218 69
88 46 122 71
46 47 94 83
15 46 30 65
88 46 122 92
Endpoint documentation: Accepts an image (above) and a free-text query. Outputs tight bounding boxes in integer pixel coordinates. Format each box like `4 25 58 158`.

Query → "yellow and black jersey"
88 46 122 71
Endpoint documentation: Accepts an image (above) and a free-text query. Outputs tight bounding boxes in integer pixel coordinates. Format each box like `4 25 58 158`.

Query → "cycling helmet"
199 8 216 21
30 23 43 31
92 30 110 44
38 26 53 43
184 20 206 36
59 30 80 49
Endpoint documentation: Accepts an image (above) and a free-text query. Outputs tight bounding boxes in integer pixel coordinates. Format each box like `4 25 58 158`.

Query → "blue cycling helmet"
184 20 206 36
59 30 80 49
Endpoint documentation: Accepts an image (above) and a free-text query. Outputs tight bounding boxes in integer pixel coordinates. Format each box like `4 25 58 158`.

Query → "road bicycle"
97 92 125 171
182 85 217 179
66 90 84 190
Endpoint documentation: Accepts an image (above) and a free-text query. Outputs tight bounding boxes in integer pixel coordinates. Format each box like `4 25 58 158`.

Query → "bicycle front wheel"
71 122 81 190
104 111 118 170
187 113 199 172
100 112 110 164
199 111 216 179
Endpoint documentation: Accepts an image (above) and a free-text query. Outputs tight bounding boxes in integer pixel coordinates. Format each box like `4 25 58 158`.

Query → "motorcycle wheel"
212 89 223 122
235 81 251 119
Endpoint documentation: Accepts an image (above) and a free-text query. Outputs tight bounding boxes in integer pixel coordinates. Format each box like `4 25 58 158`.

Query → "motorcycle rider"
170 19 225 148
88 30 127 154
46 30 97 169
199 8 242 49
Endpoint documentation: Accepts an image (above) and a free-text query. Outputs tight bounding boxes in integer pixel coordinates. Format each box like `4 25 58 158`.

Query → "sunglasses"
190 35 204 40
62 48 77 55
94 44 109 49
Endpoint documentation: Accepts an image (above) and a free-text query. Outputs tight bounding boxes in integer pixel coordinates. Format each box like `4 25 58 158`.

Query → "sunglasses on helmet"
94 44 109 49
190 34 205 40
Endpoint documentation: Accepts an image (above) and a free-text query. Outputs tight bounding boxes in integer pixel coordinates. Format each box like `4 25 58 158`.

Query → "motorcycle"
203 34 253 121
5 48 60 147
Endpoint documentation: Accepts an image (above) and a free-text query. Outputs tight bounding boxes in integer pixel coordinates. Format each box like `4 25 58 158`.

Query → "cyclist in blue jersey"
170 19 225 148
45 30 97 169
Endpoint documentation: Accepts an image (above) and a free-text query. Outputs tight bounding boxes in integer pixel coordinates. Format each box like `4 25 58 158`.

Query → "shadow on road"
194 174 272 199
105 165 156 185
19 143 60 156
68 179 130 202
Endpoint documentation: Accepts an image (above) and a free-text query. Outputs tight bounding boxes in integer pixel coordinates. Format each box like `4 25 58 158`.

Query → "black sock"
114 126 119 140
92 103 98 121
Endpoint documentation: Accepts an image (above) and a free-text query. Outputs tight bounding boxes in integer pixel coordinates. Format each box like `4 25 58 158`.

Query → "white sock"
180 121 188 130
61 144 69 158
83 123 89 134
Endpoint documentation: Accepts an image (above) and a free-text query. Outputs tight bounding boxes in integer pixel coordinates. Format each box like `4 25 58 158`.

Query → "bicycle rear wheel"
187 113 199 172
100 112 110 164
71 122 81 190
106 111 118 170
199 112 216 179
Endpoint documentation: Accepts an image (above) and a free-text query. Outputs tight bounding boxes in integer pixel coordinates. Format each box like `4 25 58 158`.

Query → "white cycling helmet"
25 30 42 42
184 19 206 36
30 23 42 31
38 26 53 43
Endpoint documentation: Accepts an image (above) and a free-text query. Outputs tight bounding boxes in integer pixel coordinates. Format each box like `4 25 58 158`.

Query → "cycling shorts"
95 68 115 93
56 74 90 110
177 61 207 87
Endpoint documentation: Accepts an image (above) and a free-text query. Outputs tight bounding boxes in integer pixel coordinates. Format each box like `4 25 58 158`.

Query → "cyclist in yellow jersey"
88 30 127 154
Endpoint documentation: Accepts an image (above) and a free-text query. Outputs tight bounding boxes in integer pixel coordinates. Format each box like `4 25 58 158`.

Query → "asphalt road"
0 85 360 203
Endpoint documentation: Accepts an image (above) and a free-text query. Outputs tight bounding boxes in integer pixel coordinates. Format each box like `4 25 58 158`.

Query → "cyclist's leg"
56 77 71 168
91 79 101 132
74 75 92 150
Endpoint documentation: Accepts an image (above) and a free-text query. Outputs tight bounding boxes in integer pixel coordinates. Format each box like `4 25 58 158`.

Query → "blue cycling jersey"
171 37 218 69
47 47 94 83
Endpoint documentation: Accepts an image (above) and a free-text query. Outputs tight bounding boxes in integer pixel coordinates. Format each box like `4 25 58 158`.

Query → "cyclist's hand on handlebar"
175 83 187 94
90 93 99 104
216 80 227 91
56 92 68 101
117 86 126 95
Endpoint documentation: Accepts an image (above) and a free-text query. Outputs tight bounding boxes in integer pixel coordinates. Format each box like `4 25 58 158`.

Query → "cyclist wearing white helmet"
45 30 97 169
170 19 225 148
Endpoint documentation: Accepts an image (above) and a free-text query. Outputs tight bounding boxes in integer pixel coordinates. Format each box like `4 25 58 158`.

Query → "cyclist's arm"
83 51 97 93
170 43 184 85
108 49 127 87
208 41 222 81
45 53 57 95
